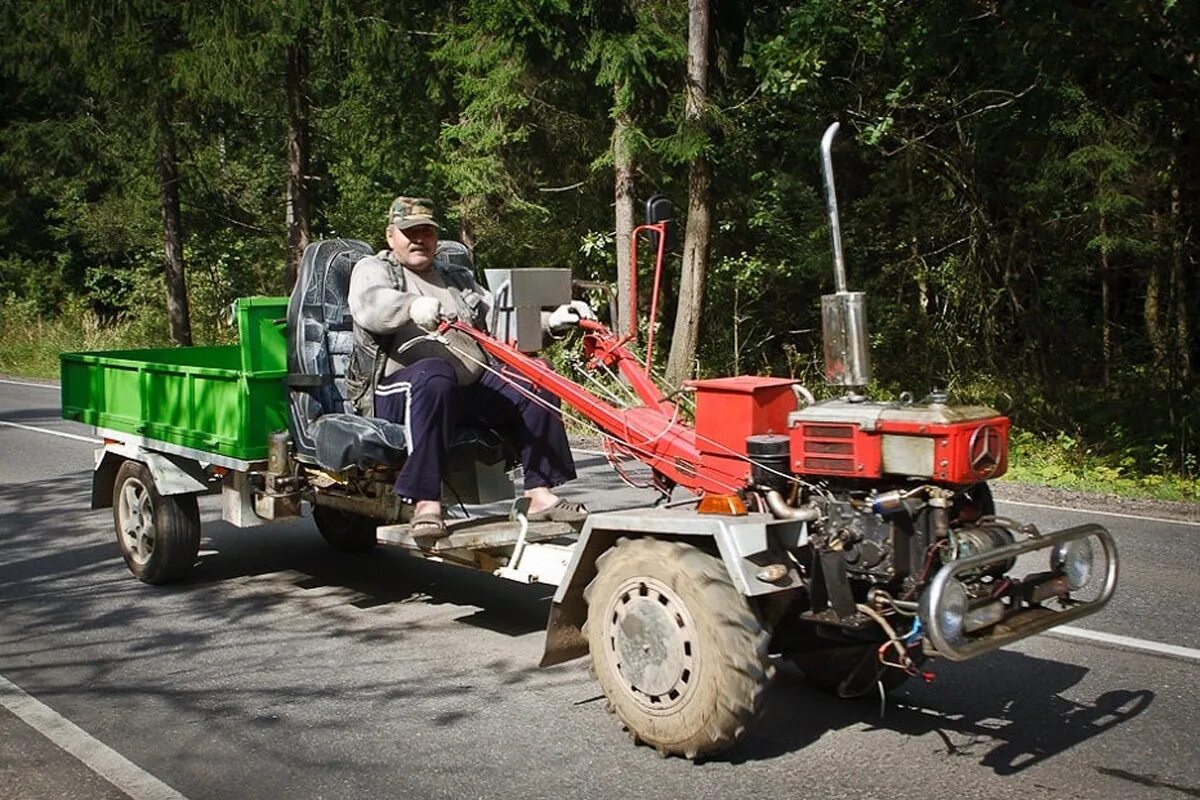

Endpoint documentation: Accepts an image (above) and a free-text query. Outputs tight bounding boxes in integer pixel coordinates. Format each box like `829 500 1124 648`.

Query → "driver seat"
286 238 408 471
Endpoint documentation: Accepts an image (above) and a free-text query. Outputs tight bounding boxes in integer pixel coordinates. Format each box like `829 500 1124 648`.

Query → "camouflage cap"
387 196 441 230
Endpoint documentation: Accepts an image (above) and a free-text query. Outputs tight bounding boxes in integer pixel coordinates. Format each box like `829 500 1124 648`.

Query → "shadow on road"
723 652 1152 772
0 469 1154 775
0 406 67 423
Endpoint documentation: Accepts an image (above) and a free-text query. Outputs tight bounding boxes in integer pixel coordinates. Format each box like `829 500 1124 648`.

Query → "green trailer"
60 293 578 585
61 296 291 465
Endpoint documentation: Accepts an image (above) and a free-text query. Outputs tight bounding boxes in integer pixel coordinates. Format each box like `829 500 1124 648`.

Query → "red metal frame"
627 222 669 370
448 319 748 495
788 416 1009 484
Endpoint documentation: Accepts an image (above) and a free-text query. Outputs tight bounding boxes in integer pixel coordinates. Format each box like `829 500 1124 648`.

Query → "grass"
0 298 170 379
1002 428 1200 503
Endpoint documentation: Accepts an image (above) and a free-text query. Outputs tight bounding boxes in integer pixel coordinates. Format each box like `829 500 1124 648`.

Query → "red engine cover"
789 400 1009 485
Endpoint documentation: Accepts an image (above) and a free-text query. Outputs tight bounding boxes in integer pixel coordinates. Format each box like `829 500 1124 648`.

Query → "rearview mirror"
644 194 679 252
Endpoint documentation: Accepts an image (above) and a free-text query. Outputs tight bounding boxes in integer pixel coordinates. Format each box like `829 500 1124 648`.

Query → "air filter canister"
747 434 791 493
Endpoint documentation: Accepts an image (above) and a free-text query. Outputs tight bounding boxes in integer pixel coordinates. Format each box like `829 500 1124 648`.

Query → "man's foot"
410 511 449 538
526 497 588 523
410 500 448 539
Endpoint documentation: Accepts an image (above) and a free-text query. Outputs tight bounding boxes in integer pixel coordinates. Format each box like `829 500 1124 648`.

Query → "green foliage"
0 0 1198 495
1005 428 1200 503
0 296 169 378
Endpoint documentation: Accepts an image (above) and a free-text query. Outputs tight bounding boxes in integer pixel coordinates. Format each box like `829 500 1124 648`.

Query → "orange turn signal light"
697 493 748 516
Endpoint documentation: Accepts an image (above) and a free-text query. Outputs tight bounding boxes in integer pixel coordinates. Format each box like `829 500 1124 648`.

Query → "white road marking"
997 497 1200 528
1049 626 1200 663
0 673 190 800
0 377 59 389
0 419 100 444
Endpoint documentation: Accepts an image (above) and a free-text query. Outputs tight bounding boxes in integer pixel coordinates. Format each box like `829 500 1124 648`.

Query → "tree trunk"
1145 262 1166 365
1099 211 1114 387
284 39 311 293
1146 211 1167 365
156 99 192 347
1170 181 1190 380
614 95 636 337
459 217 476 252
665 0 712 386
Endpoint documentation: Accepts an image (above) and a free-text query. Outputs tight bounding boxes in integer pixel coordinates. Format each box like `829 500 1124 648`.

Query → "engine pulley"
943 523 1016 577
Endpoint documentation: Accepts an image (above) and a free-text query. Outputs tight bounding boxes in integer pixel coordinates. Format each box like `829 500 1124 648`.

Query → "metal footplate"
919 523 1119 661
377 516 576 552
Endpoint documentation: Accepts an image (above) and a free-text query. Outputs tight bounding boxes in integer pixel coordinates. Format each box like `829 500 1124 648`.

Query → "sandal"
410 511 449 539
526 498 588 523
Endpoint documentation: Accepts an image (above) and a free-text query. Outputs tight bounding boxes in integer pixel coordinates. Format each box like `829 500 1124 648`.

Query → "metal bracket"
920 523 1118 661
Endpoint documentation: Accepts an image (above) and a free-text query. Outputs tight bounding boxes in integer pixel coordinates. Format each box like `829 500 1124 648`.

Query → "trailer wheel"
583 537 774 759
112 460 201 584
312 506 378 553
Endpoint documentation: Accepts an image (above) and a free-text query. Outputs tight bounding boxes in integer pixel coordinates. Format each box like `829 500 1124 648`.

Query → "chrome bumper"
920 523 1119 661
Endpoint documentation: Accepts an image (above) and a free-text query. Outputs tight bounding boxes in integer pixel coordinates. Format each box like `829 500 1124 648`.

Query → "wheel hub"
603 577 696 711
118 478 156 566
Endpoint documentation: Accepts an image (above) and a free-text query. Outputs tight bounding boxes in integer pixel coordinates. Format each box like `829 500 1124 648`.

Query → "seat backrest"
286 238 372 458
286 238 478 461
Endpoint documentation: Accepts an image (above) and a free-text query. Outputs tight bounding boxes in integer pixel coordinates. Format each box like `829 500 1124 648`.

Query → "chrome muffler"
919 523 1118 661
820 121 872 389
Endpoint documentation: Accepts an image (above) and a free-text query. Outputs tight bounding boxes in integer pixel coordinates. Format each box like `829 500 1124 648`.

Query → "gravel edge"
990 480 1200 524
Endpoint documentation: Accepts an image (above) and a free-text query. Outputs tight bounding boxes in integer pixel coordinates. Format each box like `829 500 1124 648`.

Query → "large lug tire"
790 643 922 697
583 537 774 759
312 505 379 553
112 460 201 584
956 482 996 521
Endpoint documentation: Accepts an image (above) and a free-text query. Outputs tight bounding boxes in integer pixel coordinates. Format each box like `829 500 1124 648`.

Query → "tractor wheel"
956 482 996 521
790 643 919 697
112 460 201 584
583 537 774 759
312 505 379 553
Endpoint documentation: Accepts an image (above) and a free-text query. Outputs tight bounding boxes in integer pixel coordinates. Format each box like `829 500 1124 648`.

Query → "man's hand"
410 296 452 330
548 300 597 334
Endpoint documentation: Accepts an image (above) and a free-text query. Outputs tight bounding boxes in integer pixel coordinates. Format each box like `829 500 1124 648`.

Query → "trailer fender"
91 444 212 509
540 509 807 667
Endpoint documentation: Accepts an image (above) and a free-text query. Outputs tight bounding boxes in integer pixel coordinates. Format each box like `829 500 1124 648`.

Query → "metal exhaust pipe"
820 122 872 389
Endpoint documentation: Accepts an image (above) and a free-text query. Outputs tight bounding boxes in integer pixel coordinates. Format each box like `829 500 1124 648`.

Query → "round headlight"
1050 538 1094 591
935 579 969 642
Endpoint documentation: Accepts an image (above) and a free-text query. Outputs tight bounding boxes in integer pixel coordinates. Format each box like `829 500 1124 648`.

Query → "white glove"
547 300 597 333
409 296 445 331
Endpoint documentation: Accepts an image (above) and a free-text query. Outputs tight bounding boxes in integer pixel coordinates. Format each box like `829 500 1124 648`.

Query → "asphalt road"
1 377 1198 800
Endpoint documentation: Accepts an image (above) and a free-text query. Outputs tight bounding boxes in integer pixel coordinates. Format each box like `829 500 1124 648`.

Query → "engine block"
789 398 1010 486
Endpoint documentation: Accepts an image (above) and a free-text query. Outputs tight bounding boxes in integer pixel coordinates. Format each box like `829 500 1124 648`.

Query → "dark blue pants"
375 357 578 501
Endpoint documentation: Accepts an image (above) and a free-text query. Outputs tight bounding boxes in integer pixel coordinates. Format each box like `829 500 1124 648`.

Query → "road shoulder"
992 480 1200 524
0 705 129 800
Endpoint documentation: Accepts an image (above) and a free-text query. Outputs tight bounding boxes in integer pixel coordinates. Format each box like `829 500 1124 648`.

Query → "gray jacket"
345 250 491 416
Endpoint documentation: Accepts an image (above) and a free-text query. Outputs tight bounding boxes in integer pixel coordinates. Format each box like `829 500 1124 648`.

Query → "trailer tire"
312 506 378 553
583 537 773 759
112 460 201 584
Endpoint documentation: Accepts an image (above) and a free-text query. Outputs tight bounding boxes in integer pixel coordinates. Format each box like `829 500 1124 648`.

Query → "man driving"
347 196 593 537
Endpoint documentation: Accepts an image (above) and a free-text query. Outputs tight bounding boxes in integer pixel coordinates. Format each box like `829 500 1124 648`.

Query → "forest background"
1 1 1198 500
